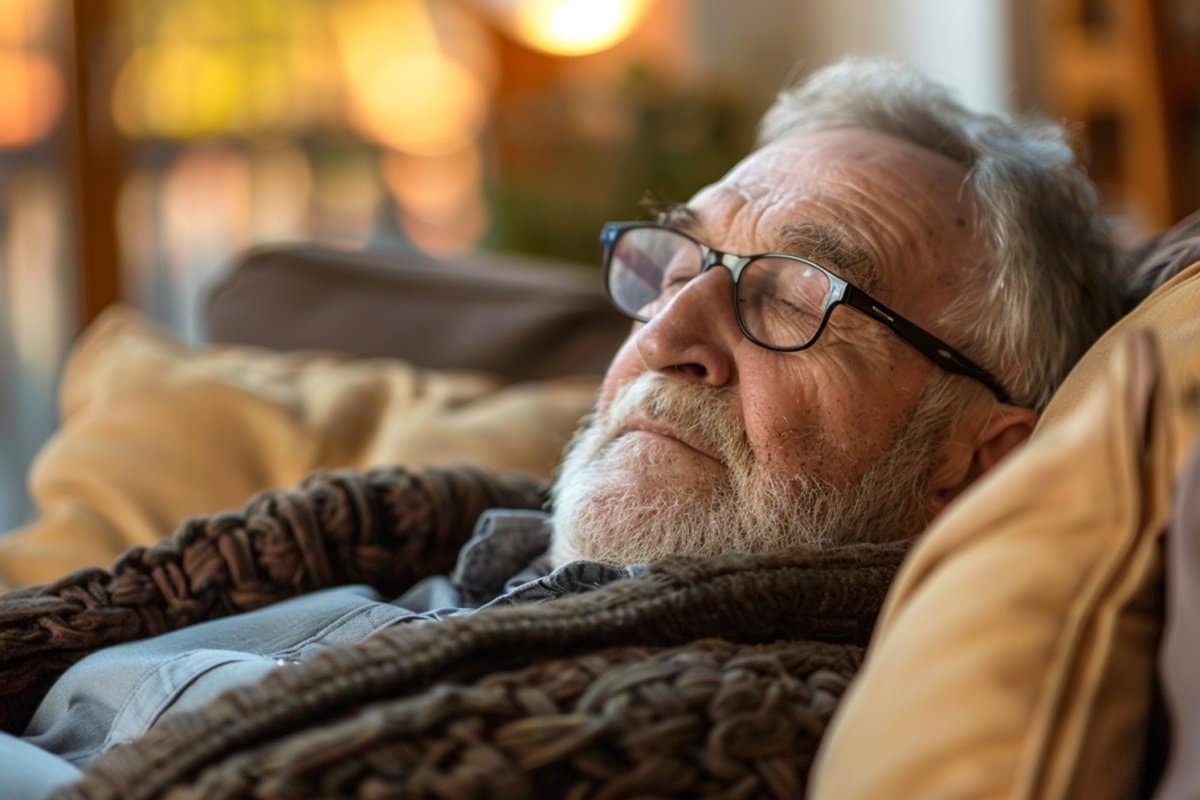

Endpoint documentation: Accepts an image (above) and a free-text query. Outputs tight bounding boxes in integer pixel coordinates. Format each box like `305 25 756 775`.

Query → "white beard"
549 372 958 567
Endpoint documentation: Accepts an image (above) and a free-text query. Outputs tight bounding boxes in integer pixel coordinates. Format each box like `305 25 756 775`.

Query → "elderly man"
3 59 1121 796
551 61 1118 565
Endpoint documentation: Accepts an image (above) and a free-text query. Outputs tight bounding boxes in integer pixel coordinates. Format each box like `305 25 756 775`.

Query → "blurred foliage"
484 66 756 266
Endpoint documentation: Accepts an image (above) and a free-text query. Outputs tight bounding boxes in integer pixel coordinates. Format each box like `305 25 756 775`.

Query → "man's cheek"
741 402 839 481
738 380 815 449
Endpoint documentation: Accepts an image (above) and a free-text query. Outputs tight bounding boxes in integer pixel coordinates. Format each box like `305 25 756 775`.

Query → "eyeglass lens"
608 227 834 349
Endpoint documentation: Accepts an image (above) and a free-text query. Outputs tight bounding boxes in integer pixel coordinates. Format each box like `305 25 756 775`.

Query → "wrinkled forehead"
675 128 977 300
728 127 971 195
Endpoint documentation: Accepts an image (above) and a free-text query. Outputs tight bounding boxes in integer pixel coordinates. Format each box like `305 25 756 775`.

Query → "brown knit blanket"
0 465 908 799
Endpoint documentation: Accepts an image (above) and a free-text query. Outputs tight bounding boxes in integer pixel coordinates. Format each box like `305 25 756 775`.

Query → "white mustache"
597 374 750 469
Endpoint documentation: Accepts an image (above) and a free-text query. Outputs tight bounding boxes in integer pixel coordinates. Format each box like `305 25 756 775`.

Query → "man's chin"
550 481 715 567
548 435 729 566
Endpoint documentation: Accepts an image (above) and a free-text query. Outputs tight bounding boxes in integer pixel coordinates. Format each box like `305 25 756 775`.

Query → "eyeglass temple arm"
841 285 1014 405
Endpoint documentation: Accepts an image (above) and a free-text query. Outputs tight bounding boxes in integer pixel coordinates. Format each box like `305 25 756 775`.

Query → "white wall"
697 0 1013 115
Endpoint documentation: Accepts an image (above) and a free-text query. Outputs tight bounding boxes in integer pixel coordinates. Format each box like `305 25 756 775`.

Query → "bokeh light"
112 45 242 139
161 146 253 339
481 0 651 56
309 147 382 243
383 145 488 254
0 0 55 47
109 0 341 139
248 142 314 240
333 0 488 156
6 169 69 378
0 51 62 149
342 50 487 156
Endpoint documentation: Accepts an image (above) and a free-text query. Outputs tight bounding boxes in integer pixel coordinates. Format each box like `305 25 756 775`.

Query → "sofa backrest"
206 244 631 383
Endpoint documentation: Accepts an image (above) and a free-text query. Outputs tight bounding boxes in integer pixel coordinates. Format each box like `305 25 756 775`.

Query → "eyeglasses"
600 221 1013 404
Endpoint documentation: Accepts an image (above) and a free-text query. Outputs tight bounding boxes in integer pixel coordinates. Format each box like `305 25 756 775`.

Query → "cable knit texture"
0 464 907 799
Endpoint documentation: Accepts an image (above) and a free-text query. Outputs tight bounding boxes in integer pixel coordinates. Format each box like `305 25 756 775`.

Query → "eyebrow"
650 201 880 293
649 200 702 234
776 221 879 293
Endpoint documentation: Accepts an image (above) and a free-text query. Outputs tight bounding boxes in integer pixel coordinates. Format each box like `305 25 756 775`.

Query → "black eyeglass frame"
600 221 1014 405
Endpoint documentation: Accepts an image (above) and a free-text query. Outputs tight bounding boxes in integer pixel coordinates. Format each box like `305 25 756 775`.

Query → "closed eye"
661 267 699 291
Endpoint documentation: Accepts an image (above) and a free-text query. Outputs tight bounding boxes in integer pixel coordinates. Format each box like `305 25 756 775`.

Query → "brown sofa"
205 244 631 382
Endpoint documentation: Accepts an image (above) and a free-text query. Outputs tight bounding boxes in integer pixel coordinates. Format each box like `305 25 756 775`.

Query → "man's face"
551 128 987 566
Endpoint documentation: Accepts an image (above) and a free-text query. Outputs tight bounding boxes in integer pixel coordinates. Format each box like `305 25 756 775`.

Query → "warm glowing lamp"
476 0 651 56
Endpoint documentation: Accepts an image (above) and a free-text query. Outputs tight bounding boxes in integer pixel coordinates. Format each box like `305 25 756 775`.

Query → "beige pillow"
811 262 1200 799
0 307 598 588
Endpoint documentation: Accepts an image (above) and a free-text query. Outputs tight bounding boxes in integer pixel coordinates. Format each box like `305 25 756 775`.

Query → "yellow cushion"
811 262 1200 799
0 307 597 588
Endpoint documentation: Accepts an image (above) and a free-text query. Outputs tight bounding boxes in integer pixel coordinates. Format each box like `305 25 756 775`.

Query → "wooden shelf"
1043 0 1196 231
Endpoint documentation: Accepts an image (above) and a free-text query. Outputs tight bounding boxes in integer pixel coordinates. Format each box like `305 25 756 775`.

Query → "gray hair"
759 59 1123 409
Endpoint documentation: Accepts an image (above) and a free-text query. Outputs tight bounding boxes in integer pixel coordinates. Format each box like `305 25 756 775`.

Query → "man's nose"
633 267 738 387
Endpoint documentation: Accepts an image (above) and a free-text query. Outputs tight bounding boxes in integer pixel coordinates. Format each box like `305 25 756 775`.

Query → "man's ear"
928 402 1038 517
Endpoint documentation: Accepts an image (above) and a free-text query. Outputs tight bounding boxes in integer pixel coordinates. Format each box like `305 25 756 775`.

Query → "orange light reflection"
0 51 62 149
